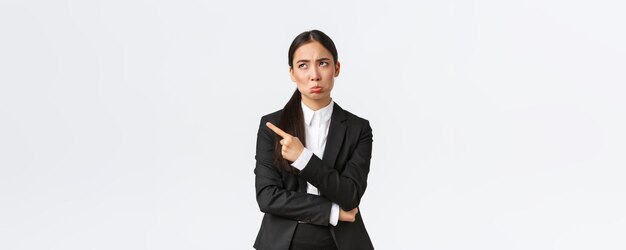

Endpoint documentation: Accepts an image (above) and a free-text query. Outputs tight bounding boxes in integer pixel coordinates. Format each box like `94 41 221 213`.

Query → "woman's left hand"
266 122 304 162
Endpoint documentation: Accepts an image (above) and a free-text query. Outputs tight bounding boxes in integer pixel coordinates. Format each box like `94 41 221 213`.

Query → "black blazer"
253 102 374 250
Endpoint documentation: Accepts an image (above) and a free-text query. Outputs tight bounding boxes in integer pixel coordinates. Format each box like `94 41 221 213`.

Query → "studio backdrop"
1 0 625 249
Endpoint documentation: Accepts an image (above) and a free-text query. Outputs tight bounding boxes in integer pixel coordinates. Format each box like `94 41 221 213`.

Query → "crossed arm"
255 154 334 225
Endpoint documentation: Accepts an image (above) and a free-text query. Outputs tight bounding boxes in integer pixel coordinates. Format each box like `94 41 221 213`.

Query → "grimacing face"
289 41 340 105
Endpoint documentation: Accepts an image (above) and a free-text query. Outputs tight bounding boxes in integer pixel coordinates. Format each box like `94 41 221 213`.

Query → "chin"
310 93 328 99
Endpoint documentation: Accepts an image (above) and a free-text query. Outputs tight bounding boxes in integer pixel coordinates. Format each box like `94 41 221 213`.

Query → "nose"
309 67 320 81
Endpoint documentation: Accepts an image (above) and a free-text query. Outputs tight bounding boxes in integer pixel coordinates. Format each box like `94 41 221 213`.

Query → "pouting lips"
311 87 323 93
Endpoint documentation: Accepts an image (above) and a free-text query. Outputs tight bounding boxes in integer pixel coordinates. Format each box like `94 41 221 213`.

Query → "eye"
298 63 307 69
320 61 329 66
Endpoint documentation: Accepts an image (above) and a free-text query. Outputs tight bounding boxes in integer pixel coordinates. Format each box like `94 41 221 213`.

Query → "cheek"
323 68 336 77
294 75 308 89
293 71 308 82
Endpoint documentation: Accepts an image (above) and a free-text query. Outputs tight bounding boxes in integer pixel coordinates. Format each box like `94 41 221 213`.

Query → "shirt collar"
301 99 334 126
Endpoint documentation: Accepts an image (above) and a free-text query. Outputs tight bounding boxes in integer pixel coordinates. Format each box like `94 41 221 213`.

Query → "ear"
289 66 296 82
334 61 341 77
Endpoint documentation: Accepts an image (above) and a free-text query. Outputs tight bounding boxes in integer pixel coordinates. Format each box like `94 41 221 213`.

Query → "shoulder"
257 109 283 137
336 103 372 131
256 110 283 145
259 109 282 126
344 109 369 124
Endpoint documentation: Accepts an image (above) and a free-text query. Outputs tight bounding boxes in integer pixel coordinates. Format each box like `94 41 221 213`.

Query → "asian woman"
254 30 374 250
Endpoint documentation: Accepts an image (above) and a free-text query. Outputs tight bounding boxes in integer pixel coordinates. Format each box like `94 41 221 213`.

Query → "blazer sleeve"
298 120 373 211
254 116 333 226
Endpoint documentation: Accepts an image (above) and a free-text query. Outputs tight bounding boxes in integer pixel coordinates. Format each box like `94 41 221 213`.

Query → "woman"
254 30 374 250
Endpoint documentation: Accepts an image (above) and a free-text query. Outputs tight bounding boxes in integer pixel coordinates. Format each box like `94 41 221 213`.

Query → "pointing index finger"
266 122 291 138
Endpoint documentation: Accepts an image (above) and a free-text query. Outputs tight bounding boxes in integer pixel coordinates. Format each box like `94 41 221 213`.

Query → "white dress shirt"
291 99 340 226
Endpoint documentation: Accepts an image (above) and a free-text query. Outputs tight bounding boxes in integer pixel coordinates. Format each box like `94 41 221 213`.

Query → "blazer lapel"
322 102 347 170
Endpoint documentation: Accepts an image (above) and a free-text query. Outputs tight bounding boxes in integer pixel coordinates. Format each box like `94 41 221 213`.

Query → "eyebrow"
295 58 331 64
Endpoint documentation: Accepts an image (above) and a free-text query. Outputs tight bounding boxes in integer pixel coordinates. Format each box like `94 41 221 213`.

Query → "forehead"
293 41 333 60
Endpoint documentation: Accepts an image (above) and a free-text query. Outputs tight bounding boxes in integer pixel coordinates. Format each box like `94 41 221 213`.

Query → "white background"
1 0 625 249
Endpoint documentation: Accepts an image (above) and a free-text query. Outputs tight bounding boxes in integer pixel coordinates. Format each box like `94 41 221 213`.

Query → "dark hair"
273 30 339 173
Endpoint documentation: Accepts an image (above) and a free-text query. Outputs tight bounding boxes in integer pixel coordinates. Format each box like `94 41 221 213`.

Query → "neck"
301 96 332 111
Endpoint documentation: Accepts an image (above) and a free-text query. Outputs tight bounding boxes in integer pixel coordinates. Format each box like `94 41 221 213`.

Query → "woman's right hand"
339 207 358 222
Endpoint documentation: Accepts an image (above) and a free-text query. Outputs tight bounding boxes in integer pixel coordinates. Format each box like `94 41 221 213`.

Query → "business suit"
254 102 374 250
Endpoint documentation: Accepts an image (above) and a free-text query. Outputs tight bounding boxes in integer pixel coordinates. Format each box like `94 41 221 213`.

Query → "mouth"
311 86 323 93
